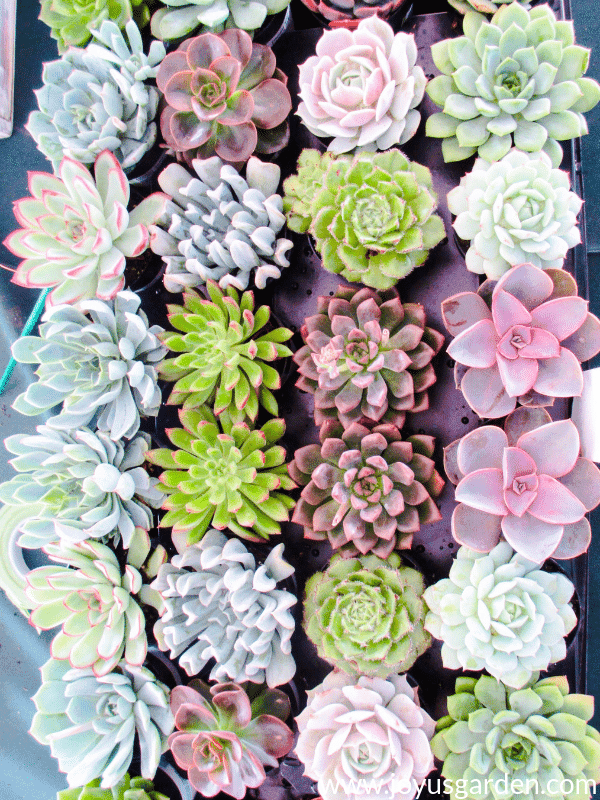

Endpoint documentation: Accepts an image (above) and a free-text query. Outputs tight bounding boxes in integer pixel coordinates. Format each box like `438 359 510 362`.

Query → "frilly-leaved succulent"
58 775 168 800
151 0 290 40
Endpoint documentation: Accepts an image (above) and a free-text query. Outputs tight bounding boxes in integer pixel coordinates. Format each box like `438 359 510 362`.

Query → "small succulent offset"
304 553 431 677
169 680 294 799
294 285 444 430
150 0 290 40
152 529 296 685
296 671 436 800
290 421 444 558
297 17 427 154
283 149 445 289
445 407 600 563
27 21 165 172
432 674 600 800
146 408 296 545
426 3 600 166
58 775 168 800
442 263 600 418
158 283 292 422
157 30 291 163
0 428 162 549
298 0 408 26
5 152 166 306
149 156 293 293
12 291 166 441
448 150 582 278
38 0 136 52
448 0 531 13
424 541 577 689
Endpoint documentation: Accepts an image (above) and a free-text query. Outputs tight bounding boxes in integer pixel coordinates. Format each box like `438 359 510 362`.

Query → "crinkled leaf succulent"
0 428 162 549
294 284 444 430
448 149 582 278
283 149 445 289
296 671 435 800
27 22 165 172
30 658 174 788
149 155 293 293
12 291 166 441
297 17 427 154
169 680 294 799
442 263 600 418
152 529 296 685
431 674 600 800
298 0 408 25
151 0 290 40
449 0 531 13
304 552 431 677
39 0 135 52
5 151 167 306
290 421 443 558
146 408 296 544
158 282 292 422
58 774 168 800
445 406 600 563
157 30 291 163
424 541 577 689
426 3 600 166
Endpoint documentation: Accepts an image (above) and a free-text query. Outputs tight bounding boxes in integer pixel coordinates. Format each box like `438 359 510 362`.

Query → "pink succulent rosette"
157 30 291 164
298 0 409 27
442 263 600 418
297 17 427 154
445 407 600 563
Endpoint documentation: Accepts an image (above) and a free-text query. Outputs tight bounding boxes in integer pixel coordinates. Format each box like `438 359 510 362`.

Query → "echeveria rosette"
442 264 600 418
149 156 293 293
30 659 173 789
449 0 531 13
152 529 296 685
58 775 168 800
5 151 167 306
290 421 444 558
158 282 292 422
445 407 600 563
11 291 166 441
296 671 435 800
38 0 137 52
146 407 296 545
151 0 290 40
432 674 600 800
297 18 427 154
425 3 600 166
283 150 341 235
304 552 431 677
0 428 162 549
294 285 444 431
423 541 577 689
157 30 291 164
298 0 408 26
448 150 582 278
169 680 294 799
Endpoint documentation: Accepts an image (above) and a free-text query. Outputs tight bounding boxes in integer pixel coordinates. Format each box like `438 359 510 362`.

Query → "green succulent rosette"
58 775 168 800
448 0 530 14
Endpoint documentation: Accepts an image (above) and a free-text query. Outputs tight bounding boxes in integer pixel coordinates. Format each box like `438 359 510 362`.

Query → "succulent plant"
424 541 577 689
445 406 600 563
432 674 600 800
426 3 600 166
282 149 340 235
157 30 291 163
290 421 444 558
442 263 600 418
169 680 294 799
30 658 173 788
296 671 436 800
297 18 427 154
152 529 296 685
39 0 136 53
157 282 292 422
151 0 290 40
58 775 168 800
5 152 167 306
146 407 296 544
27 22 165 172
448 0 530 13
298 0 408 25
149 156 293 293
448 149 582 278
0 427 162 549
304 552 431 677
283 149 445 289
294 285 444 430
12 291 166 441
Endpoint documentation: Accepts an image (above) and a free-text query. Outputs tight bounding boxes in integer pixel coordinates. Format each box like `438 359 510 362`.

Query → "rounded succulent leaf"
150 0 291 39
39 0 135 52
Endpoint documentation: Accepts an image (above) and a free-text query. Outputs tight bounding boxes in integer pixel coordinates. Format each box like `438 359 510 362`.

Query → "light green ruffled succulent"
150 0 290 40
448 0 530 14
58 774 168 800
426 3 600 166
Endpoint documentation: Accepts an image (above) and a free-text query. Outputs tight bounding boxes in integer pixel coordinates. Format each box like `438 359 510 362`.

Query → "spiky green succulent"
146 408 296 546
158 282 292 423
304 552 431 678
151 0 290 39
58 775 168 800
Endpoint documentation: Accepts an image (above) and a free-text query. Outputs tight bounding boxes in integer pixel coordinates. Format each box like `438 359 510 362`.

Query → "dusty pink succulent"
445 407 600 563
442 263 600 418
157 30 291 163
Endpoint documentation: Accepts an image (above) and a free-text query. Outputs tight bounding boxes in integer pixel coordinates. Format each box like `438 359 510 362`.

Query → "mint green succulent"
39 0 140 52
448 0 530 13
58 774 168 800
151 0 290 39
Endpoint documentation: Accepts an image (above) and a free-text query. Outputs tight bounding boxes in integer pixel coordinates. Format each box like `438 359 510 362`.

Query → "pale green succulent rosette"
58 775 168 800
150 0 290 41
449 0 530 14
39 0 136 52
